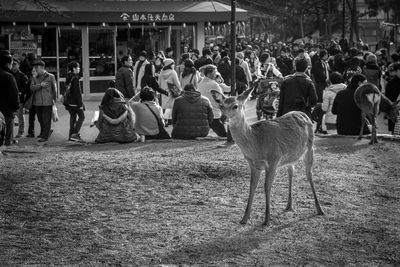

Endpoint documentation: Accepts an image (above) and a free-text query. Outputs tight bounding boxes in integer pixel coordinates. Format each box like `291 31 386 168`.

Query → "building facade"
0 0 247 98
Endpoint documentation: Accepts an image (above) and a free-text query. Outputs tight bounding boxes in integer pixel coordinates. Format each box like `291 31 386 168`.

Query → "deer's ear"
237 87 254 104
211 90 226 104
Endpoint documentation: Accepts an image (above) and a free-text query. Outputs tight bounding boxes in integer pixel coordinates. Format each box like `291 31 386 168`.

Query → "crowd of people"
1 38 400 149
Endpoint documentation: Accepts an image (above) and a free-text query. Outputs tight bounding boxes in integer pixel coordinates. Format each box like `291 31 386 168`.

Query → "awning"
0 0 248 23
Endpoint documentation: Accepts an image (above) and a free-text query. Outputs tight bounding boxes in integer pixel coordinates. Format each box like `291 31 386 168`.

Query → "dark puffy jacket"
217 61 231 85
171 90 214 139
0 66 19 117
277 74 318 118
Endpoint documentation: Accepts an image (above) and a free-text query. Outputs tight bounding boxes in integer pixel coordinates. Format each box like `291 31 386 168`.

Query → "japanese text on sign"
120 13 175 22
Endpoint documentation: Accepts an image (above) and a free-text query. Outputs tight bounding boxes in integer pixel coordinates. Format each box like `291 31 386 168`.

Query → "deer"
211 88 324 226
354 83 400 144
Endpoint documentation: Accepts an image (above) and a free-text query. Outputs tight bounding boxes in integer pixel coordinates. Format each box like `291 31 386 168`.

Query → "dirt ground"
0 136 399 266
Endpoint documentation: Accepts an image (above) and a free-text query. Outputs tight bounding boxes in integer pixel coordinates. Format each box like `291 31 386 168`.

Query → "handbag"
52 105 59 122
167 82 181 98
144 104 171 139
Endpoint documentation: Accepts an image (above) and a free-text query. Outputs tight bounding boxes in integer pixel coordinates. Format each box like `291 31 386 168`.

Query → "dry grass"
0 137 399 266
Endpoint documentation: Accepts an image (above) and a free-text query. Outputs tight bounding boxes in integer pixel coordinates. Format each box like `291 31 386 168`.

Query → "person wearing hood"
180 59 200 90
362 53 381 90
171 84 213 139
133 50 150 94
95 83 138 143
332 74 370 135
158 58 182 123
321 72 346 131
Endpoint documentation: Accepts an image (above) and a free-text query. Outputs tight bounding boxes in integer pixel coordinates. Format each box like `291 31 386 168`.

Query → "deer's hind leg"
240 162 261 225
358 111 366 140
303 146 324 216
284 165 294 212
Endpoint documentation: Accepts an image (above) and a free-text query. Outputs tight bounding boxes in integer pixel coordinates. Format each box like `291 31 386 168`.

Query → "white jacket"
198 76 224 119
322 83 346 124
158 69 181 109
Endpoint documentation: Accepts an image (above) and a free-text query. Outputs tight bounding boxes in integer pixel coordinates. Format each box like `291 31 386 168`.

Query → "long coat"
332 85 370 135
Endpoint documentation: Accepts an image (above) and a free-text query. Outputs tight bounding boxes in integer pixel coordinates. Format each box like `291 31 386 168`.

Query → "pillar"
196 22 204 53
81 25 90 97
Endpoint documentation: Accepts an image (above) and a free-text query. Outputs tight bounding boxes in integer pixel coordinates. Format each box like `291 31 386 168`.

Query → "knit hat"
163 58 175 67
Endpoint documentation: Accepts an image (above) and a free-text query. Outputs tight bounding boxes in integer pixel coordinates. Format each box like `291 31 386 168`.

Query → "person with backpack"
64 61 85 142
277 58 318 118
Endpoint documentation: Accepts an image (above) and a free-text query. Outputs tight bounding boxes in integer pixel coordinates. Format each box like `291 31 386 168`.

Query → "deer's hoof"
284 206 294 212
240 218 248 225
317 208 325 215
262 220 271 227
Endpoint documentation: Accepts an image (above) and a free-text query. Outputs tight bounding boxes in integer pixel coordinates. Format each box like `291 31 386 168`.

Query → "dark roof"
0 0 248 23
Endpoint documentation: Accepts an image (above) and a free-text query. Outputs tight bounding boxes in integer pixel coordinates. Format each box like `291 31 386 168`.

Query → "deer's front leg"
370 116 378 144
240 162 261 225
263 166 277 226
284 165 294 212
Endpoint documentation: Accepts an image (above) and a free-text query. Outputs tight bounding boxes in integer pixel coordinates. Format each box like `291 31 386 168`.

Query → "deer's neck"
228 115 253 145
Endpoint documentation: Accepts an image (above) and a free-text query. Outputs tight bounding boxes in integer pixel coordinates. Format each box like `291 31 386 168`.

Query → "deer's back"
354 83 381 115
235 111 313 167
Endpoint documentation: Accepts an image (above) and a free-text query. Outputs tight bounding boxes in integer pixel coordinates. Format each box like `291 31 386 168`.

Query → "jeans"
4 116 14 145
35 105 52 140
68 106 85 138
17 104 25 135
28 106 36 135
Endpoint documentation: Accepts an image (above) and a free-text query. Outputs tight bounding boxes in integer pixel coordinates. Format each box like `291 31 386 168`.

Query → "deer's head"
211 88 253 122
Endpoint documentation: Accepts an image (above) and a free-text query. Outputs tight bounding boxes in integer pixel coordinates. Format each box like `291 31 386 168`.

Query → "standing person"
158 58 181 125
236 52 252 89
332 74 370 135
198 64 234 147
0 50 19 146
140 63 169 96
212 45 222 65
115 55 134 98
165 47 174 59
194 47 213 70
26 68 38 137
385 62 400 134
171 84 214 139
132 50 150 95
11 58 28 138
362 53 381 90
154 56 164 79
217 56 231 86
30 59 57 142
321 72 346 132
277 58 318 118
180 59 199 90
175 53 190 80
65 61 85 142
311 49 330 102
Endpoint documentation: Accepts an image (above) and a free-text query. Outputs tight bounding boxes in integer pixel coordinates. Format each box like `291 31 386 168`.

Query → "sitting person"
171 84 214 139
95 82 138 143
332 74 370 135
130 87 170 140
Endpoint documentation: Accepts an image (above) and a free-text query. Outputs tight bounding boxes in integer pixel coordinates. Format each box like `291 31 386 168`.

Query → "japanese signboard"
120 12 175 22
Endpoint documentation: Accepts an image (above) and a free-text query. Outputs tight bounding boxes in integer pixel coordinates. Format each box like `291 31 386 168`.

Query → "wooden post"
230 0 236 96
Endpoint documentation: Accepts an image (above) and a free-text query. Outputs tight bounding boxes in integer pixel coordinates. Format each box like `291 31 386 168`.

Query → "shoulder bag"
144 103 171 139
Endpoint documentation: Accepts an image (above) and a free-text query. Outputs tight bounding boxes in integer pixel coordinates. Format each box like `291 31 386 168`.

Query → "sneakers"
217 141 235 148
26 133 35 138
69 133 84 142
15 134 23 138
38 138 48 142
